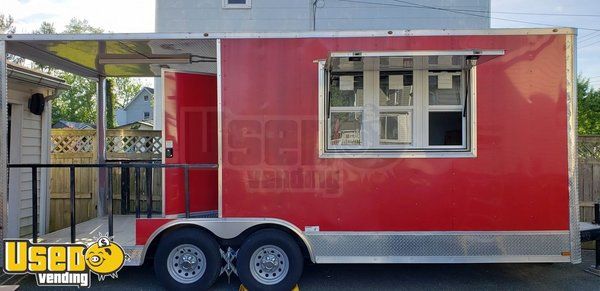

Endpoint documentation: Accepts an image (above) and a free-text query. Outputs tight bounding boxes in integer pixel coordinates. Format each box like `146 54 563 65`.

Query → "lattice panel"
106 135 162 155
579 137 600 160
51 134 95 154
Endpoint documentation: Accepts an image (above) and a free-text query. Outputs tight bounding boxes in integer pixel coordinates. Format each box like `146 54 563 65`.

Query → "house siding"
7 87 44 238
117 88 154 126
155 0 490 33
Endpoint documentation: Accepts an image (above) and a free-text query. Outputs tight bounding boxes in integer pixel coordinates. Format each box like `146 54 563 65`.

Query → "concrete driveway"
7 250 600 290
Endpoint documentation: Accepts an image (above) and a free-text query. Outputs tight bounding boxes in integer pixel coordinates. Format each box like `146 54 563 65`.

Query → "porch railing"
7 163 218 243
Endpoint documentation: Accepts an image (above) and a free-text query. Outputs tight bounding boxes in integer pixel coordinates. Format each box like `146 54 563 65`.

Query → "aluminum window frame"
318 54 478 159
425 70 467 149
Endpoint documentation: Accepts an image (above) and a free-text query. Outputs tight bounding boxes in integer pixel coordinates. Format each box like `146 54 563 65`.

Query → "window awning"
326 50 505 72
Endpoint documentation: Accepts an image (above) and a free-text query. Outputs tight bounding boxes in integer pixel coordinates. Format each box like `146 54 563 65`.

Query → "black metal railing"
106 159 161 216
7 163 218 243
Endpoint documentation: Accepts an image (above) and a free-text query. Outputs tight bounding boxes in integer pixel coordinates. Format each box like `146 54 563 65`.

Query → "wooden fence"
49 129 162 232
579 135 600 225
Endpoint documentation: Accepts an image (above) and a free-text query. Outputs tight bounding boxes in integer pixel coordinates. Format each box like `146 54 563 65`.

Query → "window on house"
144 112 150 119
319 54 478 158
144 95 149 101
222 0 251 9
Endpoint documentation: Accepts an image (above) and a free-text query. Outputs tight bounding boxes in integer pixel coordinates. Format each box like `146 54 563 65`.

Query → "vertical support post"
107 166 113 238
97 76 107 217
146 167 152 218
70 166 76 243
0 40 8 267
135 167 141 218
120 162 129 214
184 166 190 218
31 167 38 243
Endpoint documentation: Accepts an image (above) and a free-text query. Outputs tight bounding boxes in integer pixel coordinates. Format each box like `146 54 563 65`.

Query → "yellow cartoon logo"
3 235 128 287
85 236 126 280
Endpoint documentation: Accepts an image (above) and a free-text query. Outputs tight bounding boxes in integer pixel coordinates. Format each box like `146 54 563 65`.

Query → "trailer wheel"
154 228 221 290
237 229 303 291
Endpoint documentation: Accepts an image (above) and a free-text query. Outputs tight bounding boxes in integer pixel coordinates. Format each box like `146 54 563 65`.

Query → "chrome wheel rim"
249 245 289 285
167 244 207 284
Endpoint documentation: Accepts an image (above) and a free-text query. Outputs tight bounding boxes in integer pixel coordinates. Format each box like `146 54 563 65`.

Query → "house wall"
120 89 153 126
155 0 490 32
7 82 52 238
116 108 127 126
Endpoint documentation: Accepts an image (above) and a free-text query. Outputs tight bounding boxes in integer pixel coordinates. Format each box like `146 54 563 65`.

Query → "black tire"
237 229 304 291
154 228 221 290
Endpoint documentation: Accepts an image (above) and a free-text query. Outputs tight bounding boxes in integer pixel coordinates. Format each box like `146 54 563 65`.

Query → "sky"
491 0 600 88
1 0 600 87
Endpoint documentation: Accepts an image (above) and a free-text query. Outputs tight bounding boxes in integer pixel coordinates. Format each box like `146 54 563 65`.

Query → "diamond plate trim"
306 231 571 263
123 246 144 266
566 34 581 264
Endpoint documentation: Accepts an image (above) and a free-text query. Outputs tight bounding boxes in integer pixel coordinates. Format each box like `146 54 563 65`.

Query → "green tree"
0 14 15 33
106 79 116 128
578 76 600 135
51 72 98 124
34 21 57 34
1 14 24 64
111 77 143 108
64 18 103 34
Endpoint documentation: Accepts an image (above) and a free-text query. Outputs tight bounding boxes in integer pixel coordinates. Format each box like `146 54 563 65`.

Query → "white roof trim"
0 27 577 41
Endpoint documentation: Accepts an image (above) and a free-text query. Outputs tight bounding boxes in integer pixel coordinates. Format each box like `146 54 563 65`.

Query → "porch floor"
39 215 136 246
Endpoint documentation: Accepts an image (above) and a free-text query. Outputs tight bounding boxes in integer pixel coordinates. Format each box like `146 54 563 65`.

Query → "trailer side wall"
220 34 569 232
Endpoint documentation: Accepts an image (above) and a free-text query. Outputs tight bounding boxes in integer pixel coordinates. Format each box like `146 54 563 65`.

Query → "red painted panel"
220 35 570 231
136 218 173 245
163 71 218 215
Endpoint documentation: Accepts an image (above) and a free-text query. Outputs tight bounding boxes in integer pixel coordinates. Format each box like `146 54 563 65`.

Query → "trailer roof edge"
0 27 577 41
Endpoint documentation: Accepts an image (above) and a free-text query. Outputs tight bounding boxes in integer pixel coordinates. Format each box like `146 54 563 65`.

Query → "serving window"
319 53 480 158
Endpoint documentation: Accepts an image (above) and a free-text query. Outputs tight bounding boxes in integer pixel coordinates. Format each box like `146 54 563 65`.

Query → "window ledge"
319 150 477 159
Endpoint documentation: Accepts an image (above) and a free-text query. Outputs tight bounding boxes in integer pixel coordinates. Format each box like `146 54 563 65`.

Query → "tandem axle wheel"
154 228 304 290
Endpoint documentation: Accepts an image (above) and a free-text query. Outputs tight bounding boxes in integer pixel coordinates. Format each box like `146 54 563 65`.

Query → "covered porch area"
0 33 220 256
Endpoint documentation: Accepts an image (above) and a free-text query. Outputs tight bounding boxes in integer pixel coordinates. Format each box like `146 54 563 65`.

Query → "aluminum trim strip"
217 39 223 219
314 255 571 264
0 40 7 270
566 33 581 264
1 28 576 41
305 230 570 236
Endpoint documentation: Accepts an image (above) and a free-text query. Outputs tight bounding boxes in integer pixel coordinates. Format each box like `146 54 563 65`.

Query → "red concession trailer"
1 28 578 290
133 28 580 290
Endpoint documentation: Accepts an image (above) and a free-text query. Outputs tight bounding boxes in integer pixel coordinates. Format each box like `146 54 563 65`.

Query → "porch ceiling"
4 35 216 78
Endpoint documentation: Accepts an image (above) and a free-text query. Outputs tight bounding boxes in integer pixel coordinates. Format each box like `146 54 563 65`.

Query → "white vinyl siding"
19 109 42 237
7 87 45 238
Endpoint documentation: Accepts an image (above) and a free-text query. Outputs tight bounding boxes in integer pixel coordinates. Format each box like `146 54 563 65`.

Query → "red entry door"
163 71 218 215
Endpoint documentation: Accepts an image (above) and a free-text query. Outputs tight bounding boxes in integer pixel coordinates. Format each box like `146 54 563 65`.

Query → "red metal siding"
163 71 218 215
219 35 569 232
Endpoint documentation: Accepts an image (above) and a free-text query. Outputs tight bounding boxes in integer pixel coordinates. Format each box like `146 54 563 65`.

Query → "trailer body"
147 30 579 264
0 28 580 289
